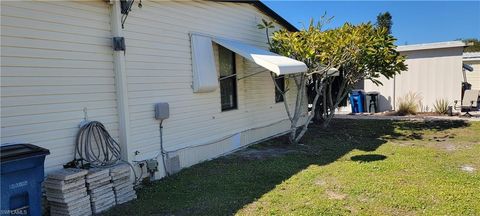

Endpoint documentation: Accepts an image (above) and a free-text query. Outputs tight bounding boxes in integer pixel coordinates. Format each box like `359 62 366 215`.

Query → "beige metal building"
463 52 480 89
364 41 466 112
1 0 305 177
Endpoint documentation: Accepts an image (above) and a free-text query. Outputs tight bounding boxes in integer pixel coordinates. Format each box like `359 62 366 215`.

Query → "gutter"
249 1 298 32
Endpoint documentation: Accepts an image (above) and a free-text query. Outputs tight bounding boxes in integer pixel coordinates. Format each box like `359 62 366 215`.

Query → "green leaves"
266 19 407 87
257 19 275 30
376 12 393 34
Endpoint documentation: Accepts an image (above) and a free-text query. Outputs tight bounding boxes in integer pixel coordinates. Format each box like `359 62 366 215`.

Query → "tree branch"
270 72 293 122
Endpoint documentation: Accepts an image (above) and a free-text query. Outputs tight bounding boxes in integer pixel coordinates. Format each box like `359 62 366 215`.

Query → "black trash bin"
365 91 379 113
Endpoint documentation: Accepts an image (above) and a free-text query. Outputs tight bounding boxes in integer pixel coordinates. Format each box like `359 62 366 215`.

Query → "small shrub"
397 92 422 115
433 99 449 115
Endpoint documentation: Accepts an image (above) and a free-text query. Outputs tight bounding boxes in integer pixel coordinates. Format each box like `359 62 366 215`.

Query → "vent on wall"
166 155 181 175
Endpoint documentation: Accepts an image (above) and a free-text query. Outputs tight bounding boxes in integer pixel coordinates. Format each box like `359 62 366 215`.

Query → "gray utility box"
365 91 379 113
154 103 169 120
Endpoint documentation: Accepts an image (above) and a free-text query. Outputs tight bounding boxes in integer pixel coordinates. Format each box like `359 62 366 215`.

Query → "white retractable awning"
190 34 308 93
212 37 308 75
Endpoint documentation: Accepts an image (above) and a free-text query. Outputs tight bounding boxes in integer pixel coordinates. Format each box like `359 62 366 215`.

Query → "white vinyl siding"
0 1 117 173
123 0 295 170
364 47 464 112
1 0 296 177
464 60 480 90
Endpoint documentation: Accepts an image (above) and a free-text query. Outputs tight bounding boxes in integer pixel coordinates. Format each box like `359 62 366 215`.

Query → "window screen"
218 46 237 111
275 75 285 103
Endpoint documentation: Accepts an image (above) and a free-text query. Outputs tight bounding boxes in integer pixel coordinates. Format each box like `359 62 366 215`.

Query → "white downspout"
393 75 396 111
110 1 132 163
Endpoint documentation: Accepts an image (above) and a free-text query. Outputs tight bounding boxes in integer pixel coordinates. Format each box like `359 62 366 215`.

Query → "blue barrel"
349 90 366 113
1 144 50 216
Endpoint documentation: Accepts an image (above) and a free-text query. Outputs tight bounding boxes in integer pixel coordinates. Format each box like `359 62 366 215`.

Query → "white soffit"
463 52 480 62
191 35 218 93
212 37 307 75
396 41 466 52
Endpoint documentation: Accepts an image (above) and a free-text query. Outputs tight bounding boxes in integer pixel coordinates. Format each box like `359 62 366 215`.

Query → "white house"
363 41 467 112
463 52 480 89
0 0 307 178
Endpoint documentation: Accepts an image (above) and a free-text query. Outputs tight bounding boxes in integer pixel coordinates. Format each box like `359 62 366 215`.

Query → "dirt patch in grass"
314 178 326 186
345 205 359 215
385 207 417 216
441 143 457 151
326 190 347 200
461 165 476 173
424 133 474 152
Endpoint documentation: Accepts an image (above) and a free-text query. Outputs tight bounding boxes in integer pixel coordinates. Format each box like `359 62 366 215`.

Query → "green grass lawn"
103 119 480 216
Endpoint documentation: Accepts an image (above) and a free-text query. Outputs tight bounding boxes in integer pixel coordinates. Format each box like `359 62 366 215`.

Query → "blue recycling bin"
1 144 50 216
349 90 366 113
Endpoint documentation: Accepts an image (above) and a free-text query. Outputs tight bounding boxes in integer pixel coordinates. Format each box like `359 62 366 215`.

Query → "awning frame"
212 37 308 75
189 32 308 93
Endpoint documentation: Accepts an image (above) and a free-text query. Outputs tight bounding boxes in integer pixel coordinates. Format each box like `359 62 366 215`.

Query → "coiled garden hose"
75 121 140 184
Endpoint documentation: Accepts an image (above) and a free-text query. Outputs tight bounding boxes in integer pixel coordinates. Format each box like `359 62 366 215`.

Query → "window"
274 75 285 103
218 46 237 111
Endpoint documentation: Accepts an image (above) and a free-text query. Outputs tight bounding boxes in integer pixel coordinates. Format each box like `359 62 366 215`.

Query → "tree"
258 19 350 144
258 19 407 144
376 12 393 34
463 38 480 52
314 23 407 127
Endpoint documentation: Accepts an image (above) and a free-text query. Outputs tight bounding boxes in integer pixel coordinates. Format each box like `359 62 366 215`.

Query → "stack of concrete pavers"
86 168 115 214
44 168 91 216
110 163 137 205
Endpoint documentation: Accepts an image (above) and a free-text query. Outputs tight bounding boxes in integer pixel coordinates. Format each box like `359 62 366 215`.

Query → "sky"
262 1 480 45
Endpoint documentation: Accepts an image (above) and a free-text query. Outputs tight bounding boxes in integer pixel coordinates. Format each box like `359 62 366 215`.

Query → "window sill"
221 107 238 112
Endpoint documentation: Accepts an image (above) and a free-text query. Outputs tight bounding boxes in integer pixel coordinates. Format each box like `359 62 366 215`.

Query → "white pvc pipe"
110 1 132 163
